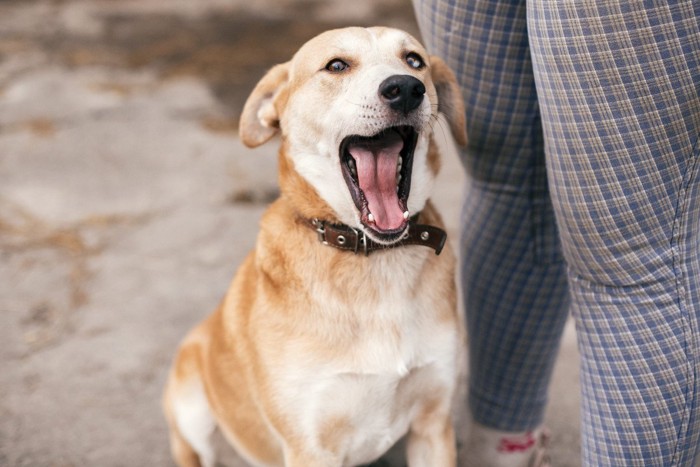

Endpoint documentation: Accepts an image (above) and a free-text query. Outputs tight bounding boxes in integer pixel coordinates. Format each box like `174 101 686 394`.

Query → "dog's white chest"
291 364 421 466
275 307 456 466
336 366 437 465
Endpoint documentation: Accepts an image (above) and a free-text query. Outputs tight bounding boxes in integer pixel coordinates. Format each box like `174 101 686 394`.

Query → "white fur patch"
173 380 217 467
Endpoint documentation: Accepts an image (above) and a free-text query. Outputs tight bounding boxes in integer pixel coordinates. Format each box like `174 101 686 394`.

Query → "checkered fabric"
413 0 700 465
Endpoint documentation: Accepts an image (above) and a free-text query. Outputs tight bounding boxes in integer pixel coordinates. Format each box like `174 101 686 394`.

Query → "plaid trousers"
412 0 700 465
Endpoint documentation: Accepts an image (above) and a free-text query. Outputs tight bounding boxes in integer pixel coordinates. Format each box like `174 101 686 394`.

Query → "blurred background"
0 0 580 465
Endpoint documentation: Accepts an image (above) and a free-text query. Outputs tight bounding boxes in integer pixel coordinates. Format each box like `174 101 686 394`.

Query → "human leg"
528 0 700 464
413 0 570 438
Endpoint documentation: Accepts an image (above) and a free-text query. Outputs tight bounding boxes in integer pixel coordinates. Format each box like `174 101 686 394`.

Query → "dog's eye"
405 52 425 70
325 59 349 73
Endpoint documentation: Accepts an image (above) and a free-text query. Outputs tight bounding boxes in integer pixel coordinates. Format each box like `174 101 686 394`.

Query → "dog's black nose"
378 75 425 115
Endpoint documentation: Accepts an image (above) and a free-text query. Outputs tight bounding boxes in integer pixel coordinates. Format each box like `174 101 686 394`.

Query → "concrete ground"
0 0 580 465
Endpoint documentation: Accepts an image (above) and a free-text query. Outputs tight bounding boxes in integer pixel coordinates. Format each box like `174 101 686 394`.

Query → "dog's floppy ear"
430 55 467 147
239 62 290 148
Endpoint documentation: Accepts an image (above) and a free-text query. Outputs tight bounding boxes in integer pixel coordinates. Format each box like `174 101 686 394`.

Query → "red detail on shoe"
497 432 537 453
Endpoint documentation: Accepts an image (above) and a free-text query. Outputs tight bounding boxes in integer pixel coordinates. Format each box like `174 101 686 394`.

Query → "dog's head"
240 27 466 245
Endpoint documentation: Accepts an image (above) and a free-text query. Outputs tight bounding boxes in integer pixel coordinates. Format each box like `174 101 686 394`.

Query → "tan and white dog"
163 27 468 467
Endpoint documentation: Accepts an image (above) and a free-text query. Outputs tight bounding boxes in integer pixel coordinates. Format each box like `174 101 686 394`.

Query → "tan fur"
164 27 467 467
429 56 467 147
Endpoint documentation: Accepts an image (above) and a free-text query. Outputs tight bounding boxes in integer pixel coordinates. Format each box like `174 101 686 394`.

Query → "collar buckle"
359 229 368 256
311 218 328 245
348 226 368 256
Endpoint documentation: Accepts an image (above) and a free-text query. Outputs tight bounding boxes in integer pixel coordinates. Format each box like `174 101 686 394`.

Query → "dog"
163 26 468 467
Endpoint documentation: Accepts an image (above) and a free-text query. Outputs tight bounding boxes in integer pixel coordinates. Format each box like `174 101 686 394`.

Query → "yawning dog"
163 26 468 467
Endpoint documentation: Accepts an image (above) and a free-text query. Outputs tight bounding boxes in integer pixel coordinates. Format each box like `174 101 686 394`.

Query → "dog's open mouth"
340 126 418 242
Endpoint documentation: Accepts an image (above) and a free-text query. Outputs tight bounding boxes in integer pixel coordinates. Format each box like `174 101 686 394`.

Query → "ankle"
464 422 550 467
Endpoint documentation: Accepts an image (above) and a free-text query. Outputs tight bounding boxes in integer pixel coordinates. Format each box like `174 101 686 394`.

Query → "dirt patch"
0 200 152 352
22 118 57 137
227 186 280 205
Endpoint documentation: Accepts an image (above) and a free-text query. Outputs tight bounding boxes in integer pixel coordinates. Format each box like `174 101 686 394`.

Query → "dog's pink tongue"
348 132 404 230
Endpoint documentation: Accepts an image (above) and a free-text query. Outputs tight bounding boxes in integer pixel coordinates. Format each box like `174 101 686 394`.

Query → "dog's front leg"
406 408 457 467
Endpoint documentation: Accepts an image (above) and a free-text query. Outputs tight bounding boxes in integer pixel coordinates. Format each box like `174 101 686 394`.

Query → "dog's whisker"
346 99 366 107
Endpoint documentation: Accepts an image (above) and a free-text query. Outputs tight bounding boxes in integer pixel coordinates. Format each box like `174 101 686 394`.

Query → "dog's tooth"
348 159 357 177
403 210 410 219
368 213 375 223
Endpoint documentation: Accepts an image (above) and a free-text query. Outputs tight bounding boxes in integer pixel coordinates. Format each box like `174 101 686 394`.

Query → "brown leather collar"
306 216 446 256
